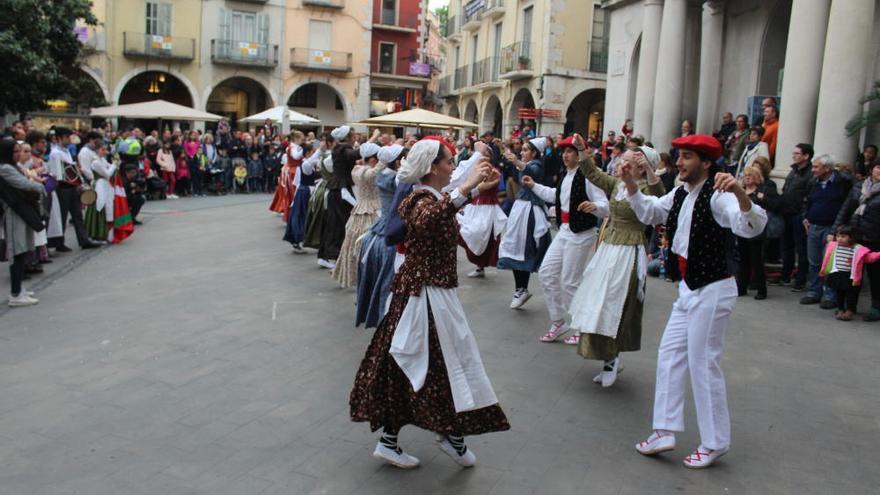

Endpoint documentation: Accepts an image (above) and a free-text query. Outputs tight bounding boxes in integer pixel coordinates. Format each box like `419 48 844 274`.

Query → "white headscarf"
530 137 548 154
378 144 404 165
359 142 380 160
637 146 660 171
322 154 334 173
398 139 440 184
330 125 351 141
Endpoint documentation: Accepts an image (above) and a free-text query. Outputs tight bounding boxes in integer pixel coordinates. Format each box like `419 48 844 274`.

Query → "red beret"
557 136 577 149
671 134 722 160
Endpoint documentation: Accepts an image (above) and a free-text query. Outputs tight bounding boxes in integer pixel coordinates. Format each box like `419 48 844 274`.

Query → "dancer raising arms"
519 136 609 343
626 135 766 469
350 138 509 470
567 134 666 387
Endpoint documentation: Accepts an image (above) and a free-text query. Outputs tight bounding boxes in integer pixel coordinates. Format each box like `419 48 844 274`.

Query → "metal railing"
500 41 534 73
123 32 195 61
439 76 451 96
589 40 609 73
289 47 352 72
302 0 344 8
375 10 419 29
453 65 470 90
445 16 459 37
211 40 278 67
472 57 500 85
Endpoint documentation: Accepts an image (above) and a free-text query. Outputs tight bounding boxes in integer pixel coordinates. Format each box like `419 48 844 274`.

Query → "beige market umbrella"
358 108 479 129
241 106 320 126
90 100 224 121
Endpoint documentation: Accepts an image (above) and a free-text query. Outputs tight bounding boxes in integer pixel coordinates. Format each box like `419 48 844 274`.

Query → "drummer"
45 127 101 250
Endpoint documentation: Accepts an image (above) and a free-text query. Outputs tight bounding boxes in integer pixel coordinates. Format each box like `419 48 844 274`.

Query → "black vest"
665 181 737 290
555 168 598 233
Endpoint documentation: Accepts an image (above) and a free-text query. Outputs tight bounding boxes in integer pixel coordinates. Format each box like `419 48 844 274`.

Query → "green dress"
304 159 333 249
574 157 666 361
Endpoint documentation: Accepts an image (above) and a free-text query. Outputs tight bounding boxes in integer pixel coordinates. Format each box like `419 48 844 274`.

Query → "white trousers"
538 225 598 322
652 276 737 450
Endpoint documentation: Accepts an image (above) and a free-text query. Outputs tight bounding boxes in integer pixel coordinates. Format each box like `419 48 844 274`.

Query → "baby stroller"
206 166 226 195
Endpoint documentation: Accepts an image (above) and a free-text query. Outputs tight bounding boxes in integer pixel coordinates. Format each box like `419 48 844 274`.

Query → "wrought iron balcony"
453 65 470 90
123 32 195 61
374 10 419 32
589 40 609 73
438 76 451 97
472 57 500 85
211 39 278 68
484 0 505 19
289 47 352 73
302 0 344 8
500 41 534 80
446 16 461 41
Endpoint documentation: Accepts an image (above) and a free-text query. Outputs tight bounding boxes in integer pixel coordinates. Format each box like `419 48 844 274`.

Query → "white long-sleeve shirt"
445 151 483 194
627 179 768 259
530 167 610 219
77 145 97 181
46 144 74 179
294 151 322 188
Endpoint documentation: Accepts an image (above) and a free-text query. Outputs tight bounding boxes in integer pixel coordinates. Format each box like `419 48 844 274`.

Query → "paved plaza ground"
0 195 877 495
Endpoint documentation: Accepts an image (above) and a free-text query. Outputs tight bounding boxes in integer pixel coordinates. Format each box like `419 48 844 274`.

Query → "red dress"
269 146 301 221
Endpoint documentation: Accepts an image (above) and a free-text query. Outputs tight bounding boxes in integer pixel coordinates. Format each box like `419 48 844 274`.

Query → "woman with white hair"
350 137 509 470
332 142 382 287
567 134 666 387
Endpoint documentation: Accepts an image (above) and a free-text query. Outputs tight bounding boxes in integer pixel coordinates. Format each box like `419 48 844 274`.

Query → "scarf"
856 177 880 216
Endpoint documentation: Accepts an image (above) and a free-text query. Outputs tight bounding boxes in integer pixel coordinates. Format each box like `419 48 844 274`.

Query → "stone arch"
80 65 111 104
447 102 460 118
758 0 792 96
481 94 503 136
204 76 275 128
507 87 537 132
284 80 352 126
565 88 606 137
627 35 641 127
113 67 199 109
463 99 479 125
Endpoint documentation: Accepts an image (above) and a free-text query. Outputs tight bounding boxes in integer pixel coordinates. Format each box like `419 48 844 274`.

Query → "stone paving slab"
0 195 877 494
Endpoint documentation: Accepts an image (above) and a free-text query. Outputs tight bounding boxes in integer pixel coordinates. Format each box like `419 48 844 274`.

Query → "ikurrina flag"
109 174 134 244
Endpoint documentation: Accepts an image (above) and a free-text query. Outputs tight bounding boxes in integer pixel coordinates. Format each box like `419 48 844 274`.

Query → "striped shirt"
832 245 855 274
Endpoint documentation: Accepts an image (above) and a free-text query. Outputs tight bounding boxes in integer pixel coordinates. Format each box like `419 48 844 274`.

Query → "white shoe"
683 445 729 469
467 268 485 278
540 320 569 342
635 430 676 455
20 288 35 297
372 443 420 469
435 435 476 468
8 293 39 307
601 357 623 388
317 258 336 269
509 289 532 309
292 243 306 254
168 194 179 199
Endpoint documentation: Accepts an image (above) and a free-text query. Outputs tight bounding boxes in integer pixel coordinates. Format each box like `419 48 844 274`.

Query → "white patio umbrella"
90 100 224 121
357 108 479 130
241 106 320 126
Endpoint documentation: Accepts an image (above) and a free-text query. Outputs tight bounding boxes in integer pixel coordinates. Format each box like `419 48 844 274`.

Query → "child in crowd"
821 225 880 321
262 143 281 193
246 149 264 193
233 159 248 193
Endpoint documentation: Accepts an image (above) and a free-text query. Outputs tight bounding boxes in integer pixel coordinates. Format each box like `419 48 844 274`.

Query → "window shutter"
257 13 269 60
219 8 231 57
158 3 172 37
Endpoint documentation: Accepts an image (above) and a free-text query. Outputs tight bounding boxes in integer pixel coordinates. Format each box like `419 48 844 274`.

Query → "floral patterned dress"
350 188 510 435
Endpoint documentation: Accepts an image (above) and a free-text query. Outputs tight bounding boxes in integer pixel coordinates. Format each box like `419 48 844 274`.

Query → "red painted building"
370 0 430 116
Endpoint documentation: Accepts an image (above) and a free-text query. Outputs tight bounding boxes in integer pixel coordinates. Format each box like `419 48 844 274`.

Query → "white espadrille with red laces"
683 445 728 469
635 430 676 455
540 321 569 342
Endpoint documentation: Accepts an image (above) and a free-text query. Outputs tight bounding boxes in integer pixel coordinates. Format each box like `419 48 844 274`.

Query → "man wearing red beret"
619 134 768 468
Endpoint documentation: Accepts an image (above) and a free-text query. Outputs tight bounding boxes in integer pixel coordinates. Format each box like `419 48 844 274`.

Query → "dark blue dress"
284 167 317 245
497 159 552 273
355 168 399 328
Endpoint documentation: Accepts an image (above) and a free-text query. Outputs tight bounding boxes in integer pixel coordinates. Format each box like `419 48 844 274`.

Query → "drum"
80 187 97 206
42 174 57 193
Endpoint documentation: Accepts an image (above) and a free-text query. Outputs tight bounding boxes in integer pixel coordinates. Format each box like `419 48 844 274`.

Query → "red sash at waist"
560 211 570 223
678 256 688 279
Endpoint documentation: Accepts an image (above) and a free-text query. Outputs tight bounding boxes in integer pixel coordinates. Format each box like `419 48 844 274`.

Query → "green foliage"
0 0 99 116
434 5 448 35
846 81 880 137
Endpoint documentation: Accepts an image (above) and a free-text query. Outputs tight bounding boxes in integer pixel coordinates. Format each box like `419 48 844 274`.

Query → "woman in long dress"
332 143 382 287
458 160 506 279
283 141 323 253
304 153 333 250
84 142 116 242
497 137 552 309
355 144 403 329
350 138 509 469
567 135 666 387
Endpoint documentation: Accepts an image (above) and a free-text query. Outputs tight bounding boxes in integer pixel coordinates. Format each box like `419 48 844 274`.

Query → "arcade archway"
206 77 272 129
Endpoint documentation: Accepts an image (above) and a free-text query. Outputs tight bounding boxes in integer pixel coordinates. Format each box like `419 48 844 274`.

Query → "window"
291 84 318 108
379 42 395 73
381 0 397 25
145 1 171 36
309 20 332 51
231 11 257 42
590 5 609 73
521 6 533 45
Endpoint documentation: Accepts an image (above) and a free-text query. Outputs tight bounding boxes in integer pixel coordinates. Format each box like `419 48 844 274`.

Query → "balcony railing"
374 10 419 30
500 41 534 75
302 0 344 8
484 0 505 18
211 40 278 68
589 40 609 73
289 47 352 73
472 57 500 85
123 32 195 61
453 65 470 90
439 76 451 97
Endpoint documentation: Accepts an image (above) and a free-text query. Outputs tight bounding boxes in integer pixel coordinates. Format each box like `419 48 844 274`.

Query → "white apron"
458 203 507 256
498 199 549 262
